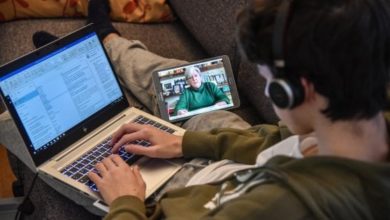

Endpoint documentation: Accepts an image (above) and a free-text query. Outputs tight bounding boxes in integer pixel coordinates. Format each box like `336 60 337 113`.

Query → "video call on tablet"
153 55 240 123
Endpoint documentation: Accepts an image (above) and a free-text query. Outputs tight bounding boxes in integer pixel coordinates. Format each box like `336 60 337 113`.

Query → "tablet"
153 55 240 122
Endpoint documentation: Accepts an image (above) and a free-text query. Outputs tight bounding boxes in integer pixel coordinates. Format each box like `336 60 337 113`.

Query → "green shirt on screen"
174 82 230 115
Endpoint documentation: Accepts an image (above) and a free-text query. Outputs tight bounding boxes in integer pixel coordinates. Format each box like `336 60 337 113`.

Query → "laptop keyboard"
60 115 176 192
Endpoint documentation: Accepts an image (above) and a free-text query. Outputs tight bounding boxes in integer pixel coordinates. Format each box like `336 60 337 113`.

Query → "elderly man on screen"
174 66 230 116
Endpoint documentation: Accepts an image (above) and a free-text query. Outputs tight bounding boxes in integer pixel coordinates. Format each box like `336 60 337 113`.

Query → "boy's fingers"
124 144 157 158
111 131 145 153
88 172 102 185
111 123 145 146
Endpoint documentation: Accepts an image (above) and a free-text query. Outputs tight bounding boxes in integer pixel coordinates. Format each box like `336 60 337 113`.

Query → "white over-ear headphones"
268 0 304 109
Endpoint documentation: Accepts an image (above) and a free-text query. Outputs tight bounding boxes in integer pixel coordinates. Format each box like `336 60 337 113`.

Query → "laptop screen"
0 27 128 166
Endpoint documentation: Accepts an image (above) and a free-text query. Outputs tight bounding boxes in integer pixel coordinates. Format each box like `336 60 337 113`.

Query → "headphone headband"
272 0 293 70
268 0 304 109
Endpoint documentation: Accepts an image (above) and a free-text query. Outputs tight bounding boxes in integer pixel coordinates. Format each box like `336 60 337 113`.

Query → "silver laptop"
0 25 184 211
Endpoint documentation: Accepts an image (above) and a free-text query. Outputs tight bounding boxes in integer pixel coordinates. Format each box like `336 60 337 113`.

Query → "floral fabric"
0 0 174 23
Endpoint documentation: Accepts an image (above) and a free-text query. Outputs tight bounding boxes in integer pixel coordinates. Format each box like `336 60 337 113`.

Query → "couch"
0 0 278 219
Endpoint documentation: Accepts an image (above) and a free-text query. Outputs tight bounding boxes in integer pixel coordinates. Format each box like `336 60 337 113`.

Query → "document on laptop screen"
0 33 122 153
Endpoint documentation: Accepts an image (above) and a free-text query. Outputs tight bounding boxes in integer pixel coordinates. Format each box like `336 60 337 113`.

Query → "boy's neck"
314 112 389 162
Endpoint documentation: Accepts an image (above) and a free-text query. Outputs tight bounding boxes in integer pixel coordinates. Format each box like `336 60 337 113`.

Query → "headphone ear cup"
268 78 304 109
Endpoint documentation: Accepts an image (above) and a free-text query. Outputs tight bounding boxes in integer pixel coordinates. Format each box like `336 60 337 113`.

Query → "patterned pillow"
0 0 174 23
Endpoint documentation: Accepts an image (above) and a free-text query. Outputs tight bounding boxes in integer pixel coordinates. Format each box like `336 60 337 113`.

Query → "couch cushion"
0 19 206 65
237 62 279 124
169 0 249 72
0 0 174 23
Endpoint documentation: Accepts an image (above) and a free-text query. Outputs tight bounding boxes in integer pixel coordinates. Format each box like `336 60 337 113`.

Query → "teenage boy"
18 0 390 218
81 0 390 219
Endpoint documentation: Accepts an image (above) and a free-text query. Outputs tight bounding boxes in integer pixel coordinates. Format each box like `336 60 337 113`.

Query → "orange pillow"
0 0 174 23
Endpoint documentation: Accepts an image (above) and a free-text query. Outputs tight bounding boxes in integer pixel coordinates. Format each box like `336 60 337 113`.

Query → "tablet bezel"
152 55 240 123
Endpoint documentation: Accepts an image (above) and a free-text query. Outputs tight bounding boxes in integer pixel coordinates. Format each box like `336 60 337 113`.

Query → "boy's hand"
110 123 184 158
88 155 146 205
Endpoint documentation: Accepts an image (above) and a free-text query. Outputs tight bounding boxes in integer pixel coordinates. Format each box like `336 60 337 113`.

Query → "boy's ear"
300 77 316 102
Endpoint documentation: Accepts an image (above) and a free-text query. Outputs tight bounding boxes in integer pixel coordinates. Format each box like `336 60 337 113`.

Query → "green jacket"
105 121 390 220
174 82 230 114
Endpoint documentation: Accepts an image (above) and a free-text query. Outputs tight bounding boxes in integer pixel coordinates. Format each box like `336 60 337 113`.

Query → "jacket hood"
266 152 390 220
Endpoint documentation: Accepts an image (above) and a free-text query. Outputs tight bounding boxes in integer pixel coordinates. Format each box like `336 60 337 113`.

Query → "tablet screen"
154 56 240 122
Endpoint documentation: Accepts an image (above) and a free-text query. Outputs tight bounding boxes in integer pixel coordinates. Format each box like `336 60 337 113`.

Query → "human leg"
85 0 188 114
182 110 251 131
86 0 120 40
102 37 187 115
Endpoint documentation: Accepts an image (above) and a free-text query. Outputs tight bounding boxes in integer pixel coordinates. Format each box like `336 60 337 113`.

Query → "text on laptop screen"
0 33 122 154
157 58 234 121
